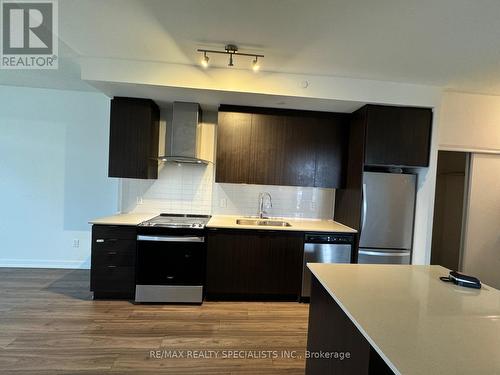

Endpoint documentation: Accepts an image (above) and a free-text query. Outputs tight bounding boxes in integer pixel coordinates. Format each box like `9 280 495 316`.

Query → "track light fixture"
197 44 264 71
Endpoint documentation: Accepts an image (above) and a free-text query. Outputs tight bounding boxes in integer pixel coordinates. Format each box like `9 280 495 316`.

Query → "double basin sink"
236 218 291 227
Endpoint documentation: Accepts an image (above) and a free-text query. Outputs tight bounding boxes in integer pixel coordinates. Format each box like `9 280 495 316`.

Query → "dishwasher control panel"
305 234 354 244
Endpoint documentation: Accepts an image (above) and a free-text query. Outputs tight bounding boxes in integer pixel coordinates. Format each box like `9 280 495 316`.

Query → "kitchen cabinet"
108 97 160 179
216 105 349 188
364 105 432 167
206 230 303 299
90 225 137 299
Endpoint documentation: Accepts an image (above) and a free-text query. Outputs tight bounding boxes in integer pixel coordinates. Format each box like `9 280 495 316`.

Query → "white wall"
439 91 500 153
0 85 118 269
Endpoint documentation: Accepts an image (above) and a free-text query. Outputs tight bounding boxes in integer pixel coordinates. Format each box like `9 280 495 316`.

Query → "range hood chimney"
158 102 210 164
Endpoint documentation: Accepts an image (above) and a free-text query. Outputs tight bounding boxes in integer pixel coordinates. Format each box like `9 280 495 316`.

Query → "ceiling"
3 0 500 96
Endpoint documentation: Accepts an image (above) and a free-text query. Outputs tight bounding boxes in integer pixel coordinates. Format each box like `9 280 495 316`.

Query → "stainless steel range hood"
158 102 210 164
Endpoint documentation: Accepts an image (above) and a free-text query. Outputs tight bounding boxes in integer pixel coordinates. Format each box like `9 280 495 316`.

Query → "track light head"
252 56 260 72
201 52 209 68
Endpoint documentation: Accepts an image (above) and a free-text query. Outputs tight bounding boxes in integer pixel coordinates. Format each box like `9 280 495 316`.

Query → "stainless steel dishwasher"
301 233 353 298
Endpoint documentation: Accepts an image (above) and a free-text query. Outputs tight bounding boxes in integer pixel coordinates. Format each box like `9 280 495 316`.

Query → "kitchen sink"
236 219 292 227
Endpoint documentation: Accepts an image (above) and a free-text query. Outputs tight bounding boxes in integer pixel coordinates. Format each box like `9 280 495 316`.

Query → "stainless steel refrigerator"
357 172 416 264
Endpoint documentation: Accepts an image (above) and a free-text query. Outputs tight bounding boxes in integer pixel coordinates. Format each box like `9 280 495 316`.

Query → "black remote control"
440 271 481 289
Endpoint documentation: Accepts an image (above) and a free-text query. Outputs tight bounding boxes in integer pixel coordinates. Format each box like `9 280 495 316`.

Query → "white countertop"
88 213 356 233
88 213 157 226
206 215 356 233
307 263 500 375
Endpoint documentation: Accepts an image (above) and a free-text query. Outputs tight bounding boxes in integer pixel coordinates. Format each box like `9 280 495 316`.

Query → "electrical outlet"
220 198 227 208
72 239 80 248
136 196 143 204
310 202 316 210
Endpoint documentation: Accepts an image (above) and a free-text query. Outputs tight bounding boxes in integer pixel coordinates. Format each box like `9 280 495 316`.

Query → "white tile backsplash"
121 163 214 215
121 164 335 219
212 183 335 219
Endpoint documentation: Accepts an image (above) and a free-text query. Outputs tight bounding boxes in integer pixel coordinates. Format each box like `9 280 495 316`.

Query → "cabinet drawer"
92 238 136 253
91 266 135 292
92 248 135 267
92 225 137 240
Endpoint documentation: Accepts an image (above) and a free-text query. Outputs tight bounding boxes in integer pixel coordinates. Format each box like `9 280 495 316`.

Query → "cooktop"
139 213 211 229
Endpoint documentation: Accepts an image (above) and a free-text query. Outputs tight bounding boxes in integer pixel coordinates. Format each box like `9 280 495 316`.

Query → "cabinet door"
108 97 159 179
314 116 349 188
248 114 287 185
364 105 432 167
215 112 253 183
206 231 303 298
399 107 433 166
281 116 317 187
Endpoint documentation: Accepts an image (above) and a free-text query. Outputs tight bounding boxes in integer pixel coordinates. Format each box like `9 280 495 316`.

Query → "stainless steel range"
135 214 211 304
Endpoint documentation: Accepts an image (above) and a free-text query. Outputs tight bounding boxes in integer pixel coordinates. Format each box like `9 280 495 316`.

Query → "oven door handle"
137 235 205 243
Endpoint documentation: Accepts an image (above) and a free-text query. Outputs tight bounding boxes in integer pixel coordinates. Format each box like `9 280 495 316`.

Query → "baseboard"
0 259 90 269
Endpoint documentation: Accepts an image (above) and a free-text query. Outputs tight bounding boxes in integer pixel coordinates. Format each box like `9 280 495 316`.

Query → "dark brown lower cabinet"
90 225 137 299
206 230 303 299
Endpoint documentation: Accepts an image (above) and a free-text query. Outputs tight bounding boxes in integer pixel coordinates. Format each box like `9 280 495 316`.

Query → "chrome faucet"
258 192 272 219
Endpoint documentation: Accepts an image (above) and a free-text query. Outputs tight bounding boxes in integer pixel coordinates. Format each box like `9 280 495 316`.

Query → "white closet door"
462 153 500 289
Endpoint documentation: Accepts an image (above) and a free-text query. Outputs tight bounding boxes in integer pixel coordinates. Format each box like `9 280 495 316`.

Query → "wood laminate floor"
0 268 309 374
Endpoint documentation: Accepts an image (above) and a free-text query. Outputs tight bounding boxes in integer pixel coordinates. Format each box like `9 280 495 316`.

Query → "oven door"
135 235 206 303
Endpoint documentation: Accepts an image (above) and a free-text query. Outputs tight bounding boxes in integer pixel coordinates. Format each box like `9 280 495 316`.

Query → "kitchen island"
306 264 500 375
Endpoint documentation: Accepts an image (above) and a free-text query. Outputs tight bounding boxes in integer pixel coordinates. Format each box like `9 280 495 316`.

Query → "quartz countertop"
206 215 356 233
88 213 356 233
88 213 157 226
307 263 500 375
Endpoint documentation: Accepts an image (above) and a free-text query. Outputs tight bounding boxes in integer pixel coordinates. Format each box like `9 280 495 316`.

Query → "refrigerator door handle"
361 183 367 230
359 250 410 257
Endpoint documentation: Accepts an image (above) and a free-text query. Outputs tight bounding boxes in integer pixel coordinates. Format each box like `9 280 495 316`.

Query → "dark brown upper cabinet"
216 105 349 188
108 97 160 179
363 105 432 167
215 111 253 184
